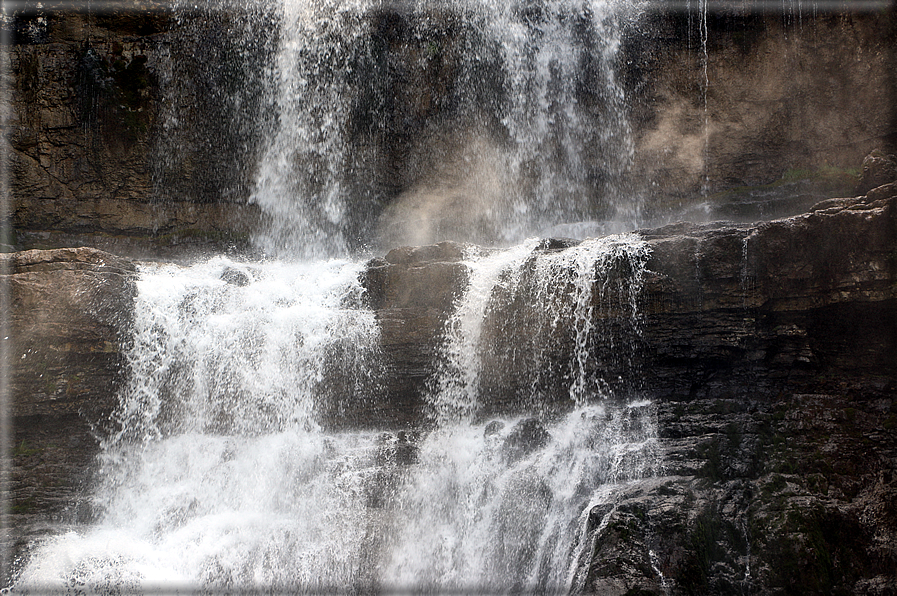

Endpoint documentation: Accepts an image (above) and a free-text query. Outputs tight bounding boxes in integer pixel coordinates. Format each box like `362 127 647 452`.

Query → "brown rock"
3 247 136 569
856 151 897 196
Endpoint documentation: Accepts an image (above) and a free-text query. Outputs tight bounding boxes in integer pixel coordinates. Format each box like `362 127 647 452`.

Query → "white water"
432 233 652 423
11 239 661 593
11 0 663 590
383 402 661 593
249 0 645 257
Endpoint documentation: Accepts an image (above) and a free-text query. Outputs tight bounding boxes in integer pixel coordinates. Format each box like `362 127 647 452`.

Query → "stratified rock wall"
626 9 896 206
3 204 894 591
362 194 896 594
5 7 264 256
5 6 895 251
2 247 136 571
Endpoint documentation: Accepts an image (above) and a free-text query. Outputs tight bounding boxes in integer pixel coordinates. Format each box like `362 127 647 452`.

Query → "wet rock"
536 237 581 251
220 267 250 286
484 420 505 437
3 247 137 573
856 150 897 196
383 241 468 265
866 181 897 202
360 196 897 593
501 418 551 464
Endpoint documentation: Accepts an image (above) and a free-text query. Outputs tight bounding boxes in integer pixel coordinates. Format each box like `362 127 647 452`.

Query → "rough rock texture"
580 198 897 595
5 8 263 257
3 197 895 591
6 6 894 252
1 247 136 576
363 195 897 593
359 242 470 427
626 10 897 214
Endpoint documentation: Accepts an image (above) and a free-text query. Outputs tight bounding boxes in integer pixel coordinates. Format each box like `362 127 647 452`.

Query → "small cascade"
113 257 379 440
402 233 661 593
11 235 662 592
432 233 652 423
13 258 386 592
381 402 662 593
428 239 542 423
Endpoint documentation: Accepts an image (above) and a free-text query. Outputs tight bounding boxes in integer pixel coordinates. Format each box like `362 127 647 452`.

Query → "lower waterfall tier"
5 193 896 593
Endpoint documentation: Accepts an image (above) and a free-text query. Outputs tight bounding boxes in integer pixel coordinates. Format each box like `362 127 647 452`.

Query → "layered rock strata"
4 194 896 592
363 193 897 594
6 6 895 251
2 247 136 574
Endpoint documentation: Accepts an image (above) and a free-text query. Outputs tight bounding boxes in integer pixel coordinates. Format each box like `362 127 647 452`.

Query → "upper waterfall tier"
248 0 643 257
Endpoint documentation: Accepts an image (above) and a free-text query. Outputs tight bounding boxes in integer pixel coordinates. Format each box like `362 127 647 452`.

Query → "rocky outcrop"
6 6 894 252
5 8 264 257
362 194 896 593
579 194 897 595
4 195 895 592
2 247 136 573
363 194 896 419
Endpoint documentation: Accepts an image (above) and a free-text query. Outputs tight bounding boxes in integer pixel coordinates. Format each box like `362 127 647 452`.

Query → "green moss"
781 168 814 182
13 440 41 458
11 497 37 514
761 473 788 497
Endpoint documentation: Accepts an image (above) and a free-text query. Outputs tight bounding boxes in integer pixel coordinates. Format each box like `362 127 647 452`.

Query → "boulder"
856 150 897 196
501 418 551 464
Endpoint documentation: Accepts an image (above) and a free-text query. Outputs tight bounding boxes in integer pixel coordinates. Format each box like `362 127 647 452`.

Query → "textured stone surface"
5 8 264 257
362 196 897 593
4 197 895 591
6 7 894 252
2 247 136 575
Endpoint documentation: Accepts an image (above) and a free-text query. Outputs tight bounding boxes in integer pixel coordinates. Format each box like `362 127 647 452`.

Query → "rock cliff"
5 192 896 591
2 247 136 575
362 192 897 594
5 5 895 253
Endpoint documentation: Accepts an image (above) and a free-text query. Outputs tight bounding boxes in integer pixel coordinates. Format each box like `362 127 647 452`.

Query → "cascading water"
381 236 661 593
248 0 645 256
9 243 662 593
10 0 665 591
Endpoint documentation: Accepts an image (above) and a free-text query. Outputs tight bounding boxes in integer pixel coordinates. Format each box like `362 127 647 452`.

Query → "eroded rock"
3 247 137 574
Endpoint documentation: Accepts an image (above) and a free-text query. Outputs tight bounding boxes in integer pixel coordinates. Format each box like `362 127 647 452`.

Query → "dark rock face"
359 241 470 427
6 8 264 258
2 247 137 575
857 151 897 196
364 195 897 594
501 418 551 464
4 196 895 592
7 7 894 252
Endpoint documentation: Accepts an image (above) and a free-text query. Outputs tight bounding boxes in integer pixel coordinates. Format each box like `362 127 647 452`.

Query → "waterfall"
390 236 660 593
11 0 662 591
11 242 661 593
248 0 644 256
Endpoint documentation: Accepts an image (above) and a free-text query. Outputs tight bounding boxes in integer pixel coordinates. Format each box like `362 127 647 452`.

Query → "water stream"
11 0 665 591
11 241 661 593
248 0 644 256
